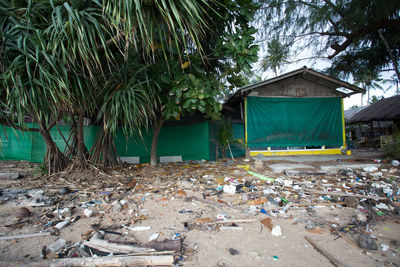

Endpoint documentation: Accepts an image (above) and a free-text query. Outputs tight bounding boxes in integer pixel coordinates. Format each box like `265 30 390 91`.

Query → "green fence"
0 121 213 163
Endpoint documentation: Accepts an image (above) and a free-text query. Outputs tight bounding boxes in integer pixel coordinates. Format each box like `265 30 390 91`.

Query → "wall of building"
252 76 339 97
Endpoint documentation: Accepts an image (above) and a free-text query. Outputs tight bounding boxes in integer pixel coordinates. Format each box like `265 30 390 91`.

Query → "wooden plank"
0 173 19 179
0 232 50 241
305 236 346 267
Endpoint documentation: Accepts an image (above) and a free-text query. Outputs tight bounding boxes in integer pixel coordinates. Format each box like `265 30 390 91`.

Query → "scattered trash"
381 244 390 252
46 238 66 253
83 208 93 218
122 224 151 231
149 232 160 241
358 234 378 250
363 166 378 172
179 209 193 214
271 226 282 237
55 217 71 230
391 160 400 167
0 157 398 265
223 184 236 195
247 171 275 182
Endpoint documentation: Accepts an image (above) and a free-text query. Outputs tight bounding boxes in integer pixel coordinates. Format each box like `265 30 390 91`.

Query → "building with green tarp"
0 67 363 163
223 67 365 156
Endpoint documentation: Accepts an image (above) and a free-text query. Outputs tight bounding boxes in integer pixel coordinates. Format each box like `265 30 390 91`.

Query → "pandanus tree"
0 0 214 173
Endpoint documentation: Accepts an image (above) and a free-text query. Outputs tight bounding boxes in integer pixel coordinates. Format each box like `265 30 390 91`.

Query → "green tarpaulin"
1 121 212 163
246 96 343 148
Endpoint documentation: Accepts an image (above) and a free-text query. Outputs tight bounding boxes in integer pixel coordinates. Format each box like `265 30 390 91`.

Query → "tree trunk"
75 110 88 169
89 121 119 169
378 30 400 82
150 116 163 167
65 113 78 157
38 123 69 174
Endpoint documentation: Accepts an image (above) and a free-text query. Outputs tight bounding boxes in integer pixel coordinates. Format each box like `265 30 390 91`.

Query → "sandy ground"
0 158 399 266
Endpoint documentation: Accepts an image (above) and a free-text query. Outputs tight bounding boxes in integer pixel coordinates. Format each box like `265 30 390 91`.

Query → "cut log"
0 232 50 241
0 255 174 267
0 173 19 179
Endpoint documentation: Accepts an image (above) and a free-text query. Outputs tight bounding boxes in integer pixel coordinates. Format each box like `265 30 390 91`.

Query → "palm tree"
261 37 290 77
0 0 213 173
353 70 384 106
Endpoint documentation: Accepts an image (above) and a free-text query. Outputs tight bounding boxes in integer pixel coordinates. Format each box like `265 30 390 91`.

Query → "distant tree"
257 0 400 80
260 37 290 77
370 95 384 103
353 70 384 106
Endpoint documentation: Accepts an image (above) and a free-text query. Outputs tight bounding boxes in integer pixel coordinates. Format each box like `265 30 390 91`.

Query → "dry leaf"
306 226 323 234
177 190 187 197
261 218 273 231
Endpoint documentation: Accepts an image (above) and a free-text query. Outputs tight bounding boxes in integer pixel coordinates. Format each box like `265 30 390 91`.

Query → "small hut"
223 67 365 156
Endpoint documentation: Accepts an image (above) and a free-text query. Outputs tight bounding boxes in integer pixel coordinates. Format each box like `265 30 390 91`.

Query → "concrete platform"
255 149 384 174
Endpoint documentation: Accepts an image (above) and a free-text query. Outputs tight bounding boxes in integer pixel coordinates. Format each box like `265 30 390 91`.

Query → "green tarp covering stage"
246 96 343 148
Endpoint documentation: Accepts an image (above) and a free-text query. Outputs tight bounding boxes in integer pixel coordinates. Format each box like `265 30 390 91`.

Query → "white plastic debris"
47 239 66 253
376 203 390 210
381 244 390 251
371 172 382 177
55 217 71 230
119 199 127 206
223 184 236 195
122 224 151 231
271 225 282 237
363 166 378 172
83 208 93 218
283 180 293 187
149 232 160 241
383 188 393 196
263 188 275 195
392 160 400 167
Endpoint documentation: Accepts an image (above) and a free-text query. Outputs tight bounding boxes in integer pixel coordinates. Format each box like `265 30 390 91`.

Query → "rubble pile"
0 157 399 266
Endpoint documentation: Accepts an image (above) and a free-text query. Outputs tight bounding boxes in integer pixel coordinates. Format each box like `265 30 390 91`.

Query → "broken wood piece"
219 226 244 231
305 236 345 267
0 231 50 241
0 173 19 179
1 255 174 267
207 219 258 225
83 238 155 254
144 239 182 252
304 190 387 200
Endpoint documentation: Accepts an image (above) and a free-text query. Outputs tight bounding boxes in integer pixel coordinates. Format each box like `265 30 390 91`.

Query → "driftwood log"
0 255 174 267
